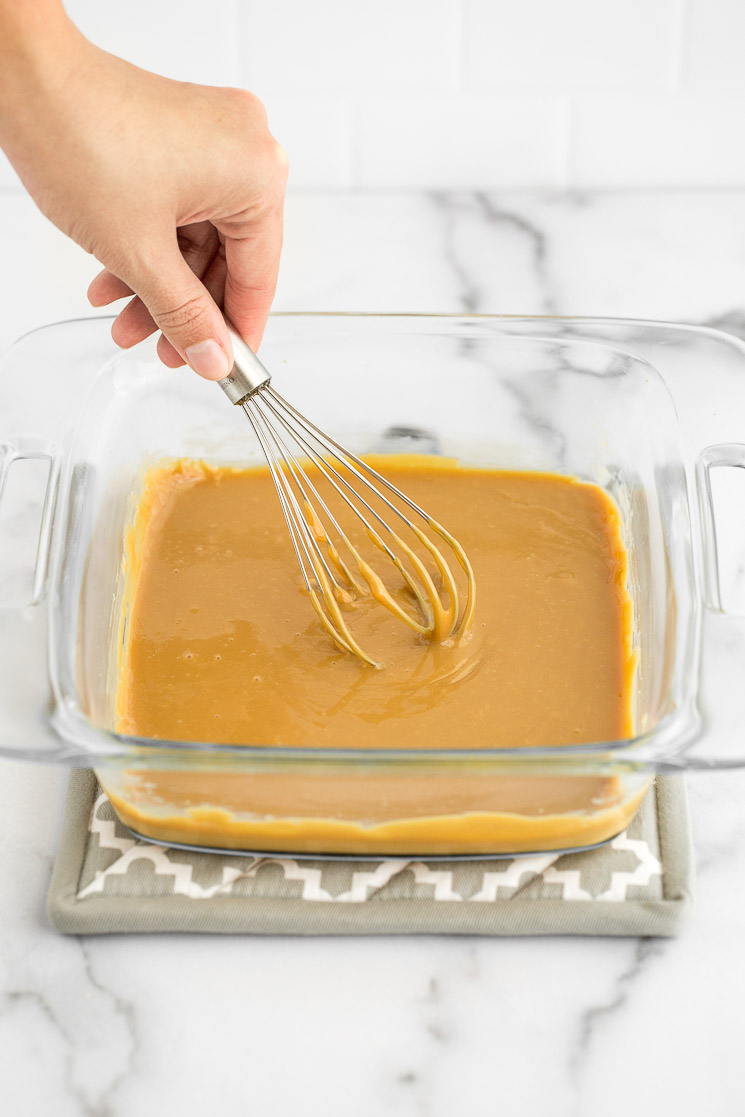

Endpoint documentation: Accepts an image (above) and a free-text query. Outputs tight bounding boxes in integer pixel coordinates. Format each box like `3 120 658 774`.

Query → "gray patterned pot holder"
47 770 693 936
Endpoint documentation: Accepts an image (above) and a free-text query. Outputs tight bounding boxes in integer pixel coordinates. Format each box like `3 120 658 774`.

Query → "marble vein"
569 938 665 1092
76 942 140 1117
475 192 558 316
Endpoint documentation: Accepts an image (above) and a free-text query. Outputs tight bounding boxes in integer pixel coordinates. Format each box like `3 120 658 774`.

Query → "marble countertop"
2 190 745 1116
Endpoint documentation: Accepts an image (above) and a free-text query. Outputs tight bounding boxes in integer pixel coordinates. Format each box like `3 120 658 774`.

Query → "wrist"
0 3 81 104
0 4 90 177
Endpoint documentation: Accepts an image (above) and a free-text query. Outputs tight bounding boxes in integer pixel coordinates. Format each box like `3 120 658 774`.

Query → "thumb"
132 242 233 380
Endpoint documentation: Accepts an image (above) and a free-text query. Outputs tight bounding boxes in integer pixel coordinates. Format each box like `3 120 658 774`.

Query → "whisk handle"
218 328 272 405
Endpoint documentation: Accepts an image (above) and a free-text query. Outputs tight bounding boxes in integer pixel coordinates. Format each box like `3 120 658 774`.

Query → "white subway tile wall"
463 0 679 90
573 94 745 187
1 0 745 190
240 1 460 93
685 0 745 89
357 95 567 189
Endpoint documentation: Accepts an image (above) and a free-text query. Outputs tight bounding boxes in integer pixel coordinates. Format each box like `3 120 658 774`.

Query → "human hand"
0 16 287 379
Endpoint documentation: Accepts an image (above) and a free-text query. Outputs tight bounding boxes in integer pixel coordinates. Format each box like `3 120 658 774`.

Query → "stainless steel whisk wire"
218 329 475 667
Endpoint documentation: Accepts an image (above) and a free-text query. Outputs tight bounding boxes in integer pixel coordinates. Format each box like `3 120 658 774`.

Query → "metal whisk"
218 329 475 668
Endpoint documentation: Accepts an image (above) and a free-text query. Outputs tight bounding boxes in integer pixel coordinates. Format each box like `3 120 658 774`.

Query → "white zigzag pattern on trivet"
277 858 407 901
539 833 662 901
77 793 660 902
78 794 262 899
469 854 559 901
409 862 467 900
78 798 411 902
86 793 136 856
542 867 592 900
595 832 662 900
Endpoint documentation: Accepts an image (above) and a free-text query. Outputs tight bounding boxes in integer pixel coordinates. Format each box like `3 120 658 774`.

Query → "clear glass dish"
1 314 744 856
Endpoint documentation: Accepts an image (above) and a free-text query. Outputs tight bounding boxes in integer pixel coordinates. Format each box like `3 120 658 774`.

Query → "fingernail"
185 339 231 380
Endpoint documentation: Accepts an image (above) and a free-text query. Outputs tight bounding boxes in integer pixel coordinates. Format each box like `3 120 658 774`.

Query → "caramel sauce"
104 456 641 854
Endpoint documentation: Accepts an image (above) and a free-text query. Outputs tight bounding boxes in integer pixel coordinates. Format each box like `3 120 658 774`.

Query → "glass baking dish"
1 313 744 857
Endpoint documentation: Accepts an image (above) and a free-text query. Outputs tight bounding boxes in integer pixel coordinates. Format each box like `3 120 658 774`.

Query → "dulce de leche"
105 456 643 855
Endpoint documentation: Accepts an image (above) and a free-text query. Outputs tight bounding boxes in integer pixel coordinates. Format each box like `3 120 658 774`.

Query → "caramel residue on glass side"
106 773 650 857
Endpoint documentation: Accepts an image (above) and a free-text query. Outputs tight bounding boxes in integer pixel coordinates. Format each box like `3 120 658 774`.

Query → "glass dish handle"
0 435 75 763
0 435 61 606
696 443 745 615
682 441 745 769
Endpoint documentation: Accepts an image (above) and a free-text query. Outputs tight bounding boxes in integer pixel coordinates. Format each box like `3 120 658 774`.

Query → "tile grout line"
670 0 690 91
452 0 465 91
558 94 575 192
346 96 359 191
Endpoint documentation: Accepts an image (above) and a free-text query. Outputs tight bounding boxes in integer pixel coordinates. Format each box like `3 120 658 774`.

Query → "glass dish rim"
15 308 745 336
